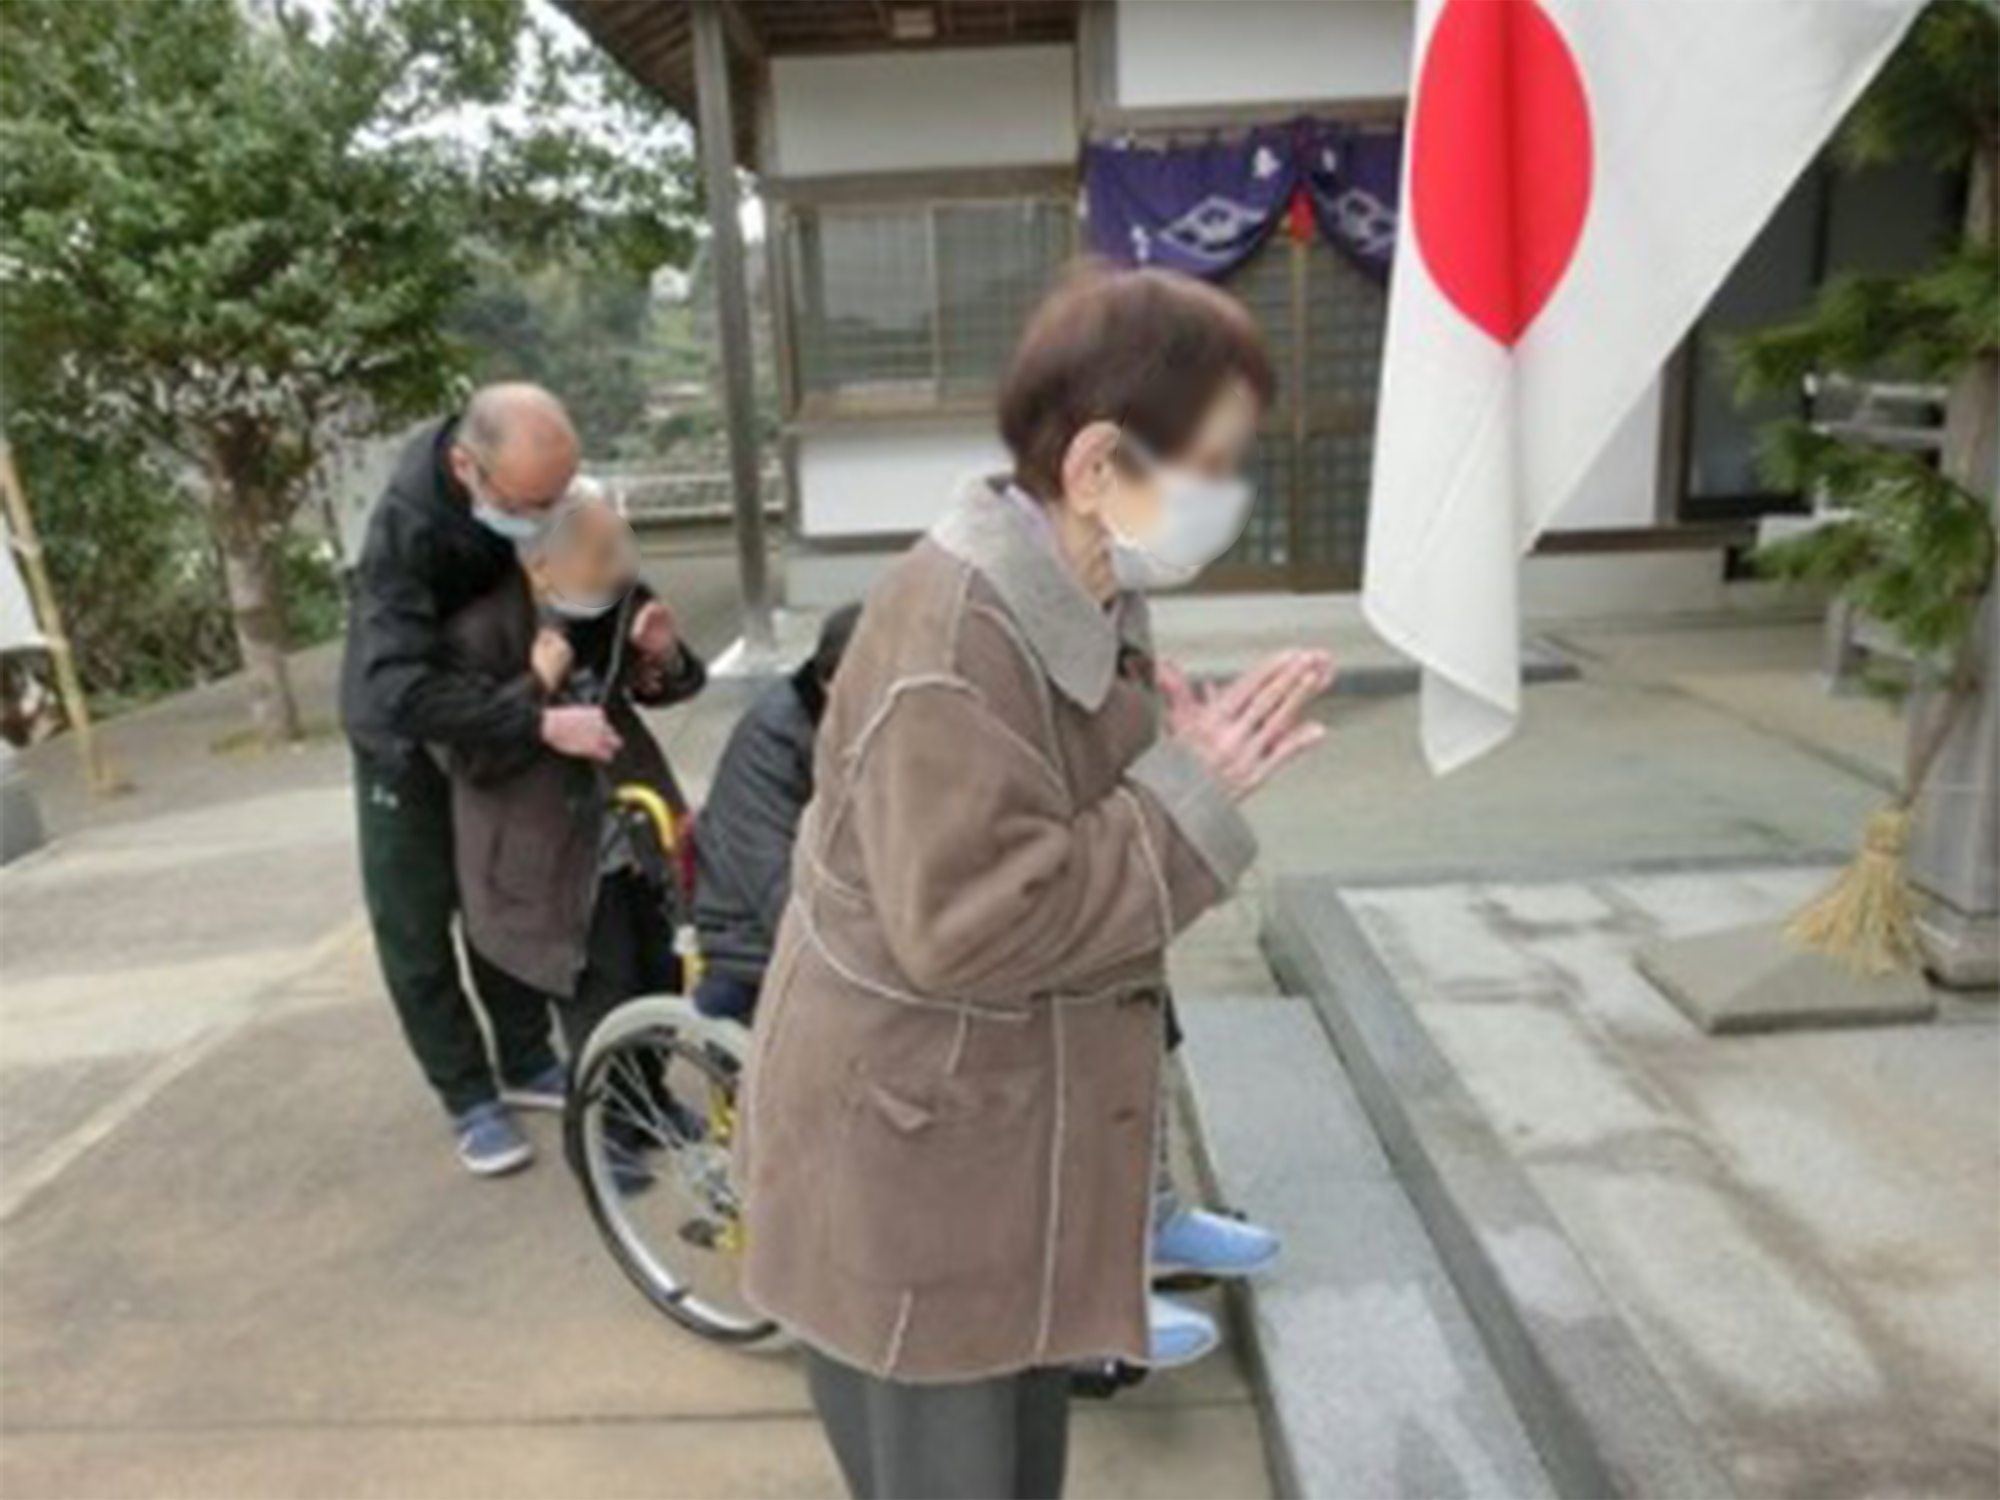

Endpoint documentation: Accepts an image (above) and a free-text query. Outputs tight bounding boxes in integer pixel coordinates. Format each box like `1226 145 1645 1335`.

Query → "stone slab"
1280 866 2000 1500
1919 904 2000 990
1264 884 1733 1500
1636 919 1938 1033
1178 996 1553 1500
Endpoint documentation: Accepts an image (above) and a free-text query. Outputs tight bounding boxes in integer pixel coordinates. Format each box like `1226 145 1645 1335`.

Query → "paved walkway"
3 576 1961 1499
0 540 1269 1500
1159 605 1993 1499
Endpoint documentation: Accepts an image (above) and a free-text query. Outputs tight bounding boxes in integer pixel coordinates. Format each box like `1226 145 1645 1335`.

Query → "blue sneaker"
500 1064 567 1113
1153 1208 1281 1280
1148 1294 1219 1368
454 1102 533 1177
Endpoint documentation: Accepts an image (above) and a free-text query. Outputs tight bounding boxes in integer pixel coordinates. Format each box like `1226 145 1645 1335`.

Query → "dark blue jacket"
693 666 824 984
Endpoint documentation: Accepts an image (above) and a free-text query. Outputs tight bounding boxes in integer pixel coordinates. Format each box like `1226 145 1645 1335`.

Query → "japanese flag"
1364 0 1924 774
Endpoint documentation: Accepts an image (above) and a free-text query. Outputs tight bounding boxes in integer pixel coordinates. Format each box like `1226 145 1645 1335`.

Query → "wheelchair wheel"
565 994 778 1345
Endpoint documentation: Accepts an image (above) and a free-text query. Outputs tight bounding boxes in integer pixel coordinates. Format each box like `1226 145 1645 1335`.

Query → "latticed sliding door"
1209 230 1389 590
1296 238 1389 588
1210 230 1298 583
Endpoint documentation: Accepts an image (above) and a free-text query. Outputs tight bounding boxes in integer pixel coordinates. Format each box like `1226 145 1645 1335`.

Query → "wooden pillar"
692 0 775 654
1909 140 1999 988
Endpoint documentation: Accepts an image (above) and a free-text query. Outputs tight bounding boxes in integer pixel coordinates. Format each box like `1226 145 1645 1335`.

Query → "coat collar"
930 476 1150 712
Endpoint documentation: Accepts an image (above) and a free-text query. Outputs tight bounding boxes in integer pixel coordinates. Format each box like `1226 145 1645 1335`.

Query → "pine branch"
1753 427 1996 660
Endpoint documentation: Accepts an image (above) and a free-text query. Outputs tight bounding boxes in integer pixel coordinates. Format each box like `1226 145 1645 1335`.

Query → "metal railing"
591 466 787 525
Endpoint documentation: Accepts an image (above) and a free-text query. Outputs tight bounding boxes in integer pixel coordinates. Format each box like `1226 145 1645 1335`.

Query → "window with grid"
786 199 1073 411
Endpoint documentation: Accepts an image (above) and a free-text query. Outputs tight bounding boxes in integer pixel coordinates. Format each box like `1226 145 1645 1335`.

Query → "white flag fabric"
0 514 42 654
1364 0 1924 774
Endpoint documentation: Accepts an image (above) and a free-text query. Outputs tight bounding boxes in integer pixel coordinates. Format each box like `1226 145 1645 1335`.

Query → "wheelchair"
562 785 776 1344
564 786 1159 1394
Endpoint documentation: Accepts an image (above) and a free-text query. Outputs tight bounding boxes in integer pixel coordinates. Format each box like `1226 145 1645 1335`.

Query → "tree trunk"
212 487 303 748
1907 136 2000 987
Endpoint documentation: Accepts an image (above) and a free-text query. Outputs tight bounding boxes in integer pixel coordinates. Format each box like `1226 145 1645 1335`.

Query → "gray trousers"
804 1348 1071 1500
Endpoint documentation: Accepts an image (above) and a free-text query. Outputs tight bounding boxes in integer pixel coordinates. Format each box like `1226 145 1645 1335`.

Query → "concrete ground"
4 547 1977 1500
1151 599 1993 1499
0 533 1269 1500
1157 603 1900 1001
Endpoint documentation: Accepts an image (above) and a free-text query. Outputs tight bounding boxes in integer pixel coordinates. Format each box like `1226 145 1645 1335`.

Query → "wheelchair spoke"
571 1007 773 1345
604 1052 678 1149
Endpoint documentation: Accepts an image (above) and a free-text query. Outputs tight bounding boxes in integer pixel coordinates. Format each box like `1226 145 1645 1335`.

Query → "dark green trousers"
353 748 558 1117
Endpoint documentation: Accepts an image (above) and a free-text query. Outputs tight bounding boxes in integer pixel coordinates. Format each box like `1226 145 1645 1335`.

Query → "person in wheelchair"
691 603 862 1025
440 495 705 1165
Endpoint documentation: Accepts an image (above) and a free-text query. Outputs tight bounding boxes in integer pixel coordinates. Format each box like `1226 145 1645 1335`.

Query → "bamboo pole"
0 439 125 797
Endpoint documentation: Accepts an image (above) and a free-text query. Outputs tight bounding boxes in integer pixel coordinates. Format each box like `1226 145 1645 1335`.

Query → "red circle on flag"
1411 0 1593 348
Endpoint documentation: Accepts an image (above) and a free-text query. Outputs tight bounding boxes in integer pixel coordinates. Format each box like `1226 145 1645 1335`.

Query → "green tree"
449 253 659 458
0 0 695 742
1730 0 1999 970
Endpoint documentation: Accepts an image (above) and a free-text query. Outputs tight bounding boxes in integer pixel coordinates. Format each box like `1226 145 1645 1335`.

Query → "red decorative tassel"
1287 186 1314 244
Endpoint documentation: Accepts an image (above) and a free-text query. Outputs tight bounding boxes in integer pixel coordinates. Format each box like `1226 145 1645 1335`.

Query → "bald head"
450 383 580 526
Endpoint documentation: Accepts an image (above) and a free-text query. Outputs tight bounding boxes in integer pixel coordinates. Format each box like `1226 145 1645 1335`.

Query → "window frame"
765 168 1079 428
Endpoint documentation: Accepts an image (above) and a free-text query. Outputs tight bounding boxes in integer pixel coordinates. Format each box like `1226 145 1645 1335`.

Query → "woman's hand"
1158 648 1335 800
630 597 679 662
531 627 574 696
541 705 622 763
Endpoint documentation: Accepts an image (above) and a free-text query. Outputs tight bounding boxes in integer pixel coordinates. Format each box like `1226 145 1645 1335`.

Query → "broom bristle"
1783 806 1922 976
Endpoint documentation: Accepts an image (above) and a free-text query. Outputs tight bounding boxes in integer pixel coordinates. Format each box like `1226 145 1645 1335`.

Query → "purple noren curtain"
1084 119 1404 284
1300 123 1403 281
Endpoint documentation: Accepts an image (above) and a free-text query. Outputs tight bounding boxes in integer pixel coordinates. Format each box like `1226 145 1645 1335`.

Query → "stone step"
1260 878 1736 1499
1177 996 1555 1500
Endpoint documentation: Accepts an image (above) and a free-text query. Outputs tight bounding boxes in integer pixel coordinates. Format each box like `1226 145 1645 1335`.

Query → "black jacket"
340 418 544 766
693 665 824 984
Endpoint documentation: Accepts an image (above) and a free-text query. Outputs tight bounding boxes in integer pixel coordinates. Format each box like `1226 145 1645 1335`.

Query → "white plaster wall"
1548 379 1662 531
1523 553 1731 620
794 389 1661 539
797 424 1006 537
769 46 1077 178
1114 0 1416 108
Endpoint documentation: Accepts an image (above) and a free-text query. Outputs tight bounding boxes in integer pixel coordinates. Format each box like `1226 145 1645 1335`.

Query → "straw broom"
1784 645 1978 976
1784 804 1920 976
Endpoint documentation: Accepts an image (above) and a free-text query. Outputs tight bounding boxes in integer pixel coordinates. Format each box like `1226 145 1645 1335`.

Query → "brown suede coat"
737 479 1257 1382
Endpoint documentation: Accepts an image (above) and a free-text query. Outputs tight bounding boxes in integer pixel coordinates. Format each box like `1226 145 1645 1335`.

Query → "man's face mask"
461 450 560 543
1103 433 1255 592
473 500 549 544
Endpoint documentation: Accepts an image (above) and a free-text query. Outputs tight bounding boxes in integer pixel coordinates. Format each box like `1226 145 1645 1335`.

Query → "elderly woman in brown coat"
738 265 1334 1500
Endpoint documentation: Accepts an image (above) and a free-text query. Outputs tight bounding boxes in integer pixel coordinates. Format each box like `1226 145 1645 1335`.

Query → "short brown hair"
997 262 1275 501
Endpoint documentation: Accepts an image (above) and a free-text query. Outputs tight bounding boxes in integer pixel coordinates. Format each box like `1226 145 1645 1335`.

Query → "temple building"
562 0 1959 612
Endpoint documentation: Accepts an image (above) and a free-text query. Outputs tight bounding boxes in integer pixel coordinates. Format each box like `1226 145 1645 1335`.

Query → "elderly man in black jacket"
691 605 861 1023
341 383 672 1176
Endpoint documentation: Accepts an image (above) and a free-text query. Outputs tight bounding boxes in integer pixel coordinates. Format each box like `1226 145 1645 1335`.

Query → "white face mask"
473 499 547 544
1104 437 1255 592
543 592 619 622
